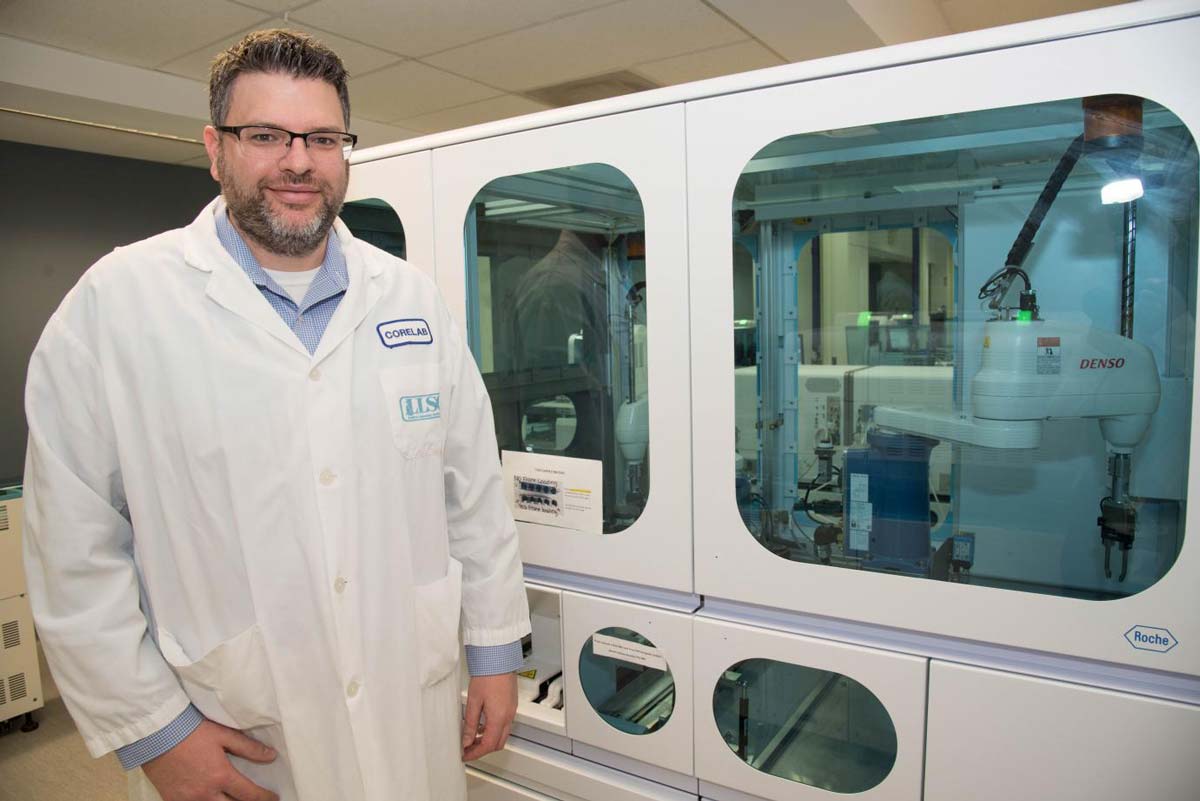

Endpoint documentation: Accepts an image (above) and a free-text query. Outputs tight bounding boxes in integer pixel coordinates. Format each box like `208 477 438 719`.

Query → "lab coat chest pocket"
379 363 445 459
415 557 463 687
157 625 280 730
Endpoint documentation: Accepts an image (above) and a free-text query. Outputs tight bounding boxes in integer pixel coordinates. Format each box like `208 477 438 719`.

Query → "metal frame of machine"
346 3 1200 799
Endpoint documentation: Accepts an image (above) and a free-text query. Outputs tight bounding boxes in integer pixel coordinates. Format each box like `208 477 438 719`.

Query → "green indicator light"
1017 310 1033 323
857 311 872 327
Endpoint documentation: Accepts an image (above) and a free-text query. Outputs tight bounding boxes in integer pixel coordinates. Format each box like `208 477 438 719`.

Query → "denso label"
377 318 433 348
1080 357 1126 369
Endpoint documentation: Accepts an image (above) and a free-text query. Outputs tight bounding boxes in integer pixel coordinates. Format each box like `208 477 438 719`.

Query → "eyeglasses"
216 125 358 160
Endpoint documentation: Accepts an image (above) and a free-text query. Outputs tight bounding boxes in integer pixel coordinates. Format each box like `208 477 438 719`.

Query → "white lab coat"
22 198 531 801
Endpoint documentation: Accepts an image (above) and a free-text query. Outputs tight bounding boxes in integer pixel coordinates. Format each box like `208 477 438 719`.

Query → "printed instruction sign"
501 450 603 534
1037 336 1062 375
592 633 668 672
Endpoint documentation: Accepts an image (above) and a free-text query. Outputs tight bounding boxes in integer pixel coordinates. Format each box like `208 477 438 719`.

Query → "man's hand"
141 719 279 801
461 673 518 762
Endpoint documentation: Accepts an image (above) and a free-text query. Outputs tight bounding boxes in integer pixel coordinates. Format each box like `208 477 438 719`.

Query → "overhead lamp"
1101 177 1144 205
1084 95 1145 206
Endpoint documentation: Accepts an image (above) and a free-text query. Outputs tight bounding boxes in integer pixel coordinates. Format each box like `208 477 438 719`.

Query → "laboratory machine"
344 3 1200 799
428 106 695 595
689 16 1200 674
0 487 43 735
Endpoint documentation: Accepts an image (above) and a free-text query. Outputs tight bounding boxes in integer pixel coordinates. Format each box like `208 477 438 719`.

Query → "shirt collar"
213 198 350 302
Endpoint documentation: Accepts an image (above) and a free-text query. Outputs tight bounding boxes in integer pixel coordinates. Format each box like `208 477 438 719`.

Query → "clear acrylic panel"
466 164 648 533
733 96 1197 599
341 197 406 259
713 658 897 793
579 626 674 735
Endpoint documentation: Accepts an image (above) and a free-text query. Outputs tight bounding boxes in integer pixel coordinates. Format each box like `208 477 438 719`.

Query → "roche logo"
1125 625 1178 653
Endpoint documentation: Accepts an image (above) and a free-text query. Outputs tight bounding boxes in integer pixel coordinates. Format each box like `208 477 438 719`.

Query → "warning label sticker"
1036 336 1061 375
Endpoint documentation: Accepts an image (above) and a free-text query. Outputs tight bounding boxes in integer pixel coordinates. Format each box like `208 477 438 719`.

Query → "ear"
203 125 222 182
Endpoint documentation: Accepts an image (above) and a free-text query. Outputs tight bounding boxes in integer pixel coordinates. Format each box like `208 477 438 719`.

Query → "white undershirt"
263 266 321 305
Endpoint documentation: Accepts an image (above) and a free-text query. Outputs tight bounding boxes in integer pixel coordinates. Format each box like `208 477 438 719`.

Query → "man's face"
203 71 350 257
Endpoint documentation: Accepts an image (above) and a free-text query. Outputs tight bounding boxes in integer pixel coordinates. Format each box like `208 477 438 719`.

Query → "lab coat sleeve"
23 312 191 757
441 313 531 648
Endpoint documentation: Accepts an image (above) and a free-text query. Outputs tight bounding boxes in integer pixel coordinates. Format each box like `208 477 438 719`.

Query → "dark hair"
209 29 350 128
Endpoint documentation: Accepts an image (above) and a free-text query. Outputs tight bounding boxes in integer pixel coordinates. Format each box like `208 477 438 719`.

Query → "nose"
279 134 315 172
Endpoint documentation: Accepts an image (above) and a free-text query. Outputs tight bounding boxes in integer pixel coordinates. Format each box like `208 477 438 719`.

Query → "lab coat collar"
183 196 385 362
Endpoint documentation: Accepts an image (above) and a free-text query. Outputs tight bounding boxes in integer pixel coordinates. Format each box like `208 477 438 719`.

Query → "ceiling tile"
392 94 551 133
349 60 498 122
634 39 784 86
348 115 423 150
706 0 883 62
424 0 745 92
0 0 269 69
293 0 612 58
232 0 319 13
846 0 951 44
936 0 1124 33
0 111 207 165
156 18 402 81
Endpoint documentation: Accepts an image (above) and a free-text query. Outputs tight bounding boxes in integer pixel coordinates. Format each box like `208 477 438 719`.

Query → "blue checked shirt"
115 202 521 770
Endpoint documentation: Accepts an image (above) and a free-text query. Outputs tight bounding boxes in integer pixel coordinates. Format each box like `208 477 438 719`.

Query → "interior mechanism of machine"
733 94 1196 600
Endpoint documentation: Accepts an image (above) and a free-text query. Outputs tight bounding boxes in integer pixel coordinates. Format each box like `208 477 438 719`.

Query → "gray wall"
0 140 219 481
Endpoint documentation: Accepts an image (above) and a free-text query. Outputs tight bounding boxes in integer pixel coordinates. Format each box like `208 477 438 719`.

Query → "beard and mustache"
217 148 348 257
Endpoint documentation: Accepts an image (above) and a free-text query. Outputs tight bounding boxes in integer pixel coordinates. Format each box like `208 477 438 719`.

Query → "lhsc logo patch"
400 393 441 422
377 318 433 348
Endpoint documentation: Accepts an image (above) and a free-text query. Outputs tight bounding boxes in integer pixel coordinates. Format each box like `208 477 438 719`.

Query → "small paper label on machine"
592 633 668 672
1036 336 1062 375
848 472 872 552
850 473 869 502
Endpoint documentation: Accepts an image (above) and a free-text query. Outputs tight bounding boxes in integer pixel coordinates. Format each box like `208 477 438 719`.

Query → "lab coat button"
346 680 360 698
334 576 347 593
309 367 321 381
319 468 337 486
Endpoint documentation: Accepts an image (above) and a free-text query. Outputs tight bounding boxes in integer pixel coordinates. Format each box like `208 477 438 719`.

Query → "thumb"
222 728 278 764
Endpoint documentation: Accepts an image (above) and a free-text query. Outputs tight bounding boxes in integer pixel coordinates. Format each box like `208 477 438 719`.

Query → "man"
23 30 530 801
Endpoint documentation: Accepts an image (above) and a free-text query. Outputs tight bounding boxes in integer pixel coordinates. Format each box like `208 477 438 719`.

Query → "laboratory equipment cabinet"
427 105 694 594
687 3 1200 676
344 151 435 278
349 2 1200 800
0 489 44 730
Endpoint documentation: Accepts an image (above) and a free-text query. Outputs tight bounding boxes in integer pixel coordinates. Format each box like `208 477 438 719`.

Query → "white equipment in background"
0 490 44 733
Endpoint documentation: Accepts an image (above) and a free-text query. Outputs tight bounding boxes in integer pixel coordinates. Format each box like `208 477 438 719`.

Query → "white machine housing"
876 319 1161 453
974 319 1161 451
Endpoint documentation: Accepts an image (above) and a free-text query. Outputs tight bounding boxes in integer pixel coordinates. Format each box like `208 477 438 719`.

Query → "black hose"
1004 134 1087 270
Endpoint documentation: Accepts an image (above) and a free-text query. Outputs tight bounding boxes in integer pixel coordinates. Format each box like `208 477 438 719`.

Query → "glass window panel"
466 164 648 533
733 96 1196 599
341 198 406 259
579 626 674 735
713 658 897 793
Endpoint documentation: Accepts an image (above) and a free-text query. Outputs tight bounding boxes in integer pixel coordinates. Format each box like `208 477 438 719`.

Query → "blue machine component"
843 430 936 576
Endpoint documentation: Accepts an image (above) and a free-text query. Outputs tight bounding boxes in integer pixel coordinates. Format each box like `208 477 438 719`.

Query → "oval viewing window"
521 394 578 452
713 658 897 793
578 627 674 735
